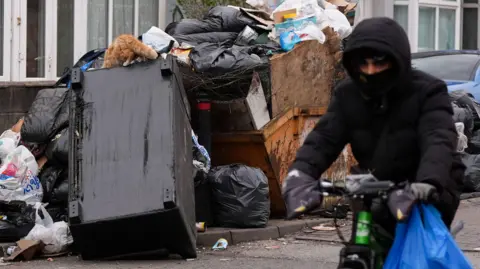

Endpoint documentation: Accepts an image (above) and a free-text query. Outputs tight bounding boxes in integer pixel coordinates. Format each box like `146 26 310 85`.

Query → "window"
418 7 436 51
0 0 4 77
57 0 74 77
86 0 161 51
394 5 409 34
26 0 46 78
412 54 480 81
463 1 480 50
2 0 164 82
438 8 456 49
416 0 460 51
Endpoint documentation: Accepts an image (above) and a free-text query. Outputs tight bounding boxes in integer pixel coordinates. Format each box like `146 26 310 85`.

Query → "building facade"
356 0 479 53
0 0 179 83
0 0 479 83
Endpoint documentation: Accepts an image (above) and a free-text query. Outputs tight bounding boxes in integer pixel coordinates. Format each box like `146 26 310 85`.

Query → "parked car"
411 50 480 101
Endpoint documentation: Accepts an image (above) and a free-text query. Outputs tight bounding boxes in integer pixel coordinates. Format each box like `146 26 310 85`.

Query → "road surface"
3 198 480 268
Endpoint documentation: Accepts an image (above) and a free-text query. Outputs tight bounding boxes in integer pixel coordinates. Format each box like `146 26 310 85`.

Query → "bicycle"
315 175 441 269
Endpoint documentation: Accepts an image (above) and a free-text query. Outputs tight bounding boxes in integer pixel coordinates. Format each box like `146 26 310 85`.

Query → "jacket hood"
342 17 412 93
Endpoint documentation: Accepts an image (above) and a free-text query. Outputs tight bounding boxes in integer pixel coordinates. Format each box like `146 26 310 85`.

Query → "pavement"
2 198 480 268
196 218 330 247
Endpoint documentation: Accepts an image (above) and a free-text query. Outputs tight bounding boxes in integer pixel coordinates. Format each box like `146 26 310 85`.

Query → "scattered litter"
212 238 229 250
265 246 280 249
311 224 336 231
220 258 231 261
47 258 53 262
186 258 195 261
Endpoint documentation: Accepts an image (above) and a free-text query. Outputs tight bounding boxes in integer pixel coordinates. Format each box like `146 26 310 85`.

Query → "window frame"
6 0 164 82
73 0 164 72
0 0 12 81
413 0 461 52
462 0 480 50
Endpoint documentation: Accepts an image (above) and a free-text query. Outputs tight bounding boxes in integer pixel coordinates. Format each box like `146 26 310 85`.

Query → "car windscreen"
411 54 480 81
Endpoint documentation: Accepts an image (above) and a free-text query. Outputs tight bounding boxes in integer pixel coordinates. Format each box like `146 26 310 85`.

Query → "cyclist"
282 17 465 252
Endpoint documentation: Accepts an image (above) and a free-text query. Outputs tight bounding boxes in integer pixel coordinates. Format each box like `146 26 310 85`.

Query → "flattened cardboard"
4 240 44 262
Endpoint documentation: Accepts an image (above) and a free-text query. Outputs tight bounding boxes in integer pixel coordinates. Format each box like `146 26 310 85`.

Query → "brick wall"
0 81 55 131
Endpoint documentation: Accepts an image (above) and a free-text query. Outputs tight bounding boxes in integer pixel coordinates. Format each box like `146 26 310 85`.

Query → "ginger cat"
102 34 158 68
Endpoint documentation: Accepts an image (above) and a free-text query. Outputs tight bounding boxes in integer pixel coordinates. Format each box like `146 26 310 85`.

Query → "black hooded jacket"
290 18 465 202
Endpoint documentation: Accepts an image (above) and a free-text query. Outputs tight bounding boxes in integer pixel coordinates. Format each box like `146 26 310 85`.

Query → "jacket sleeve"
416 81 457 194
289 92 349 180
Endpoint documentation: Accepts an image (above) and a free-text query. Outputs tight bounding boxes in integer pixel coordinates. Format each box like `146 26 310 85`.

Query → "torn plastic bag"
39 165 64 203
21 88 70 143
452 101 474 139
208 164 270 228
173 32 239 47
205 6 259 33
165 18 223 35
461 153 480 192
190 42 265 74
45 128 69 166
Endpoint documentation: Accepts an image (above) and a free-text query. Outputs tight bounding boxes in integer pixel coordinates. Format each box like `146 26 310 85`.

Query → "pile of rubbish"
161 0 353 99
0 87 73 260
0 0 359 260
451 90 480 193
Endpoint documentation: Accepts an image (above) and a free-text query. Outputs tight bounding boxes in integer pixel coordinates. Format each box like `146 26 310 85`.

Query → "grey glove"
282 169 323 220
410 183 437 201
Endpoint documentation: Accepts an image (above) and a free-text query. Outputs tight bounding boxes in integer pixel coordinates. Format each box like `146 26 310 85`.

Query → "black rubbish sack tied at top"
189 42 265 74
208 164 270 228
21 88 70 143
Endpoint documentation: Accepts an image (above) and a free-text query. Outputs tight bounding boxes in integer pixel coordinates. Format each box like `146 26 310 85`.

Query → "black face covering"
357 68 398 99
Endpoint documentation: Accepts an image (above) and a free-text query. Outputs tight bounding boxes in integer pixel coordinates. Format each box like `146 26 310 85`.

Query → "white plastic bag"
322 6 352 39
272 0 324 19
142 26 179 52
0 146 42 204
456 122 468 152
0 130 21 160
0 169 43 204
24 203 73 254
296 24 326 43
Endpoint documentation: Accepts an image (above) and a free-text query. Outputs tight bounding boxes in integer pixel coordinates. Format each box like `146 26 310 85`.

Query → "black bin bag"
462 153 480 192
45 128 69 166
21 88 70 143
208 164 270 228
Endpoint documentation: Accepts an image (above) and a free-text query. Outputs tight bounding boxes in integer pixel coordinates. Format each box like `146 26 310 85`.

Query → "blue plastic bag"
384 204 473 269
421 204 473 269
279 31 302 52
